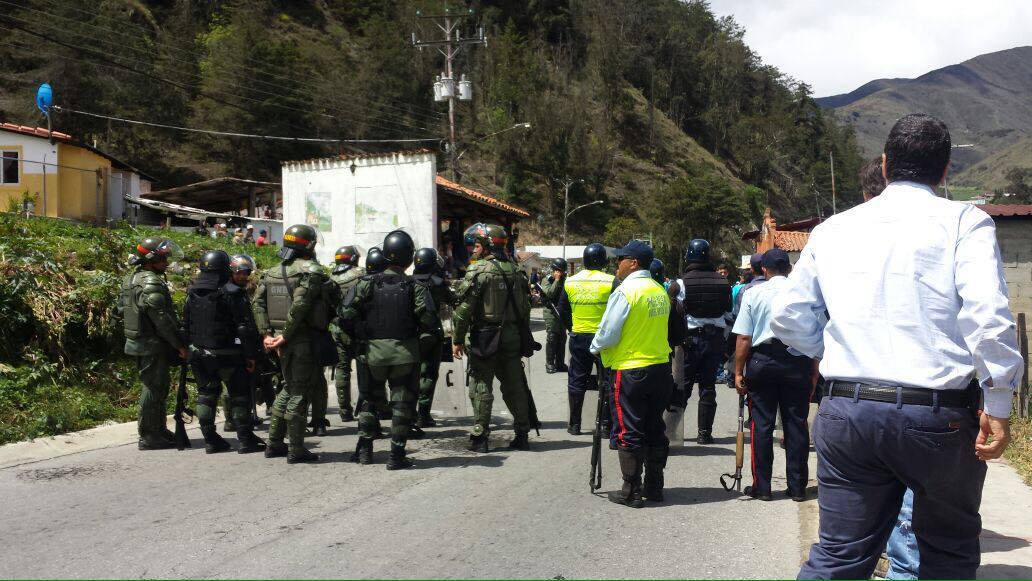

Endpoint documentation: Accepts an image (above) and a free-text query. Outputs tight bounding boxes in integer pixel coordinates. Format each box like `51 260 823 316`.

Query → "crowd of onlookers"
193 220 271 247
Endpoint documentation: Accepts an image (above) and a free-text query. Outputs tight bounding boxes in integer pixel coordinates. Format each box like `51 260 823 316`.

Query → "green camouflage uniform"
452 256 531 436
253 258 332 455
413 272 457 411
119 268 185 445
338 267 440 446
540 272 566 369
329 265 366 419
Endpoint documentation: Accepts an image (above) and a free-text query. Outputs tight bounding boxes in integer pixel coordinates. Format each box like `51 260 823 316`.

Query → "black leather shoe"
287 449 320 464
786 489 806 502
744 486 772 501
696 431 714 445
138 438 175 451
567 424 581 436
264 442 288 458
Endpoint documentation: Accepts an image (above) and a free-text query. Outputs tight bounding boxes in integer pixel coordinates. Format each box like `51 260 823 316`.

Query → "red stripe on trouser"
614 370 628 448
748 395 757 489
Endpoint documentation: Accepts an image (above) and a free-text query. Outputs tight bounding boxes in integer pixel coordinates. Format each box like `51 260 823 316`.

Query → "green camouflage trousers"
192 354 249 428
358 362 417 446
269 341 319 453
467 328 529 435
418 337 443 409
332 325 355 415
136 350 171 442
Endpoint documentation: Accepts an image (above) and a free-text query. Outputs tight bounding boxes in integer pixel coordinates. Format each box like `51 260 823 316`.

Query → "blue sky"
706 0 1032 97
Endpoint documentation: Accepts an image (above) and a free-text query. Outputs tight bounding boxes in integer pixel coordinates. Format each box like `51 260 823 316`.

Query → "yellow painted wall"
0 144 58 216
55 143 110 221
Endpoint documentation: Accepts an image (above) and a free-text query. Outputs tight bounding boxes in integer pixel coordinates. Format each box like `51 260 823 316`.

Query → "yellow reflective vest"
600 275 671 370
564 269 615 334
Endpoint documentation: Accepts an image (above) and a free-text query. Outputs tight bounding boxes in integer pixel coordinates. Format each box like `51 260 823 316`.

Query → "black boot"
697 397 716 444
351 437 373 464
555 362 569 373
223 419 236 433
469 432 489 453
508 430 530 451
236 428 267 454
339 406 355 422
409 425 426 440
287 448 320 464
608 448 645 508
313 418 328 437
545 342 557 374
415 404 436 428
643 444 669 502
201 425 232 454
385 443 414 470
264 415 288 458
567 393 585 435
160 427 176 443
138 437 175 450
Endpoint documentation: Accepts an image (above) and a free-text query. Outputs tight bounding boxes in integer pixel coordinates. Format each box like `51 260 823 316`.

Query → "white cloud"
706 0 1032 96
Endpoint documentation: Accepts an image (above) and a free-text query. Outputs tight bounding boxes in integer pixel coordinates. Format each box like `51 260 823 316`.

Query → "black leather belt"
752 339 803 358
827 380 978 408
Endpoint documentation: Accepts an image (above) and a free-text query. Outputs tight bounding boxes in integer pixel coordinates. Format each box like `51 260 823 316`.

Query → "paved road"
0 316 809 579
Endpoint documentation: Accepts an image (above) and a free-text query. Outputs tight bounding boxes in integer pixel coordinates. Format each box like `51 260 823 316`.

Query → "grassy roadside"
1005 416 1032 486
0 213 281 445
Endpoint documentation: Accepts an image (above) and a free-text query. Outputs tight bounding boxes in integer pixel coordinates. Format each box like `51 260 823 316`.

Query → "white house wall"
1 131 59 176
281 152 438 265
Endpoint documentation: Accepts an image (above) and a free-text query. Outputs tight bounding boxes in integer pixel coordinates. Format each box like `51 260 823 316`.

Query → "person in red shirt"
255 230 268 247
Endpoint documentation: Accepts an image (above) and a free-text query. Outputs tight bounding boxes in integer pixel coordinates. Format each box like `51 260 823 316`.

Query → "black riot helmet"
278 224 319 260
649 258 666 284
683 239 711 264
464 223 509 253
334 245 360 266
413 247 439 275
199 249 231 273
229 254 256 273
383 229 415 269
366 246 388 274
583 243 608 270
550 257 568 273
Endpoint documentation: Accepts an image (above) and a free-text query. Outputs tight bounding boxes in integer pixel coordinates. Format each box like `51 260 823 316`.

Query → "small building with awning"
280 149 530 265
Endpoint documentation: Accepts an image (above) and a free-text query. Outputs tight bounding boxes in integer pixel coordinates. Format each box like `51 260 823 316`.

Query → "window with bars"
1 151 18 184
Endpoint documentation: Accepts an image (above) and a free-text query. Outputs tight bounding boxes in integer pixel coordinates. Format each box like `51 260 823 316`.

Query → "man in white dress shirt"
771 113 1023 580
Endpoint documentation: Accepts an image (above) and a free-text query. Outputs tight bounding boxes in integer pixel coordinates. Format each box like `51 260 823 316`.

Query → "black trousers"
799 391 986 580
745 349 811 496
568 332 597 395
609 363 674 451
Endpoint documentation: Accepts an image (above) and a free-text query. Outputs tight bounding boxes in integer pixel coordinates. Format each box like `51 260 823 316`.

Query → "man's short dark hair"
883 113 951 187
859 156 887 197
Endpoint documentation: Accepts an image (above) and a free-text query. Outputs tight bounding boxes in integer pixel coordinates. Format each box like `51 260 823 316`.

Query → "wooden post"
247 185 256 217
1018 313 1029 418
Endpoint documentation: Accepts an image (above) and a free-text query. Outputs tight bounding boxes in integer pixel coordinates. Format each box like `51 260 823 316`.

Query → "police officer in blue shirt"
732 249 816 501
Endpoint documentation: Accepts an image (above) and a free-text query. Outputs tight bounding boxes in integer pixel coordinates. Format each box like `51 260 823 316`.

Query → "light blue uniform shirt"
733 275 790 346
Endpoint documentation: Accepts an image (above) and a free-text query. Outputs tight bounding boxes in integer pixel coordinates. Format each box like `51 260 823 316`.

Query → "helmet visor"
154 240 184 262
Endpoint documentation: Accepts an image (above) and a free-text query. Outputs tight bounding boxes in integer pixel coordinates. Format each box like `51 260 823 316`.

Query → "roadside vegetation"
0 213 280 445
1006 416 1032 486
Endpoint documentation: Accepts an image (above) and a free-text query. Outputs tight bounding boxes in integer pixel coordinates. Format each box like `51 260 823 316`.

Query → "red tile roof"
0 122 73 141
979 204 1032 218
773 231 810 252
436 175 530 218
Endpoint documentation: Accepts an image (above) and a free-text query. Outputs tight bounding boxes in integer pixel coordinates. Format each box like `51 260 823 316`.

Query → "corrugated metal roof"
436 175 530 218
979 204 1032 217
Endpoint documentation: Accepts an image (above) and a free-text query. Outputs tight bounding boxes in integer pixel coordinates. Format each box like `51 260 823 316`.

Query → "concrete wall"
997 219 1032 361
0 132 58 216
281 152 438 265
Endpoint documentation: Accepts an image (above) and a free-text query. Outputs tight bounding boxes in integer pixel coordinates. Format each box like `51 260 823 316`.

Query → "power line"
3 0 446 122
0 16 438 136
50 106 443 144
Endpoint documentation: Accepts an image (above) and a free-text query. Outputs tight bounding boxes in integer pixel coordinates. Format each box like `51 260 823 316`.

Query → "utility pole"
412 8 486 181
829 150 837 215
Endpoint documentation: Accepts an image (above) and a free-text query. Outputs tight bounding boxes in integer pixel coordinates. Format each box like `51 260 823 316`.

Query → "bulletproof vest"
120 271 143 339
363 273 417 340
680 266 732 318
262 265 294 332
477 260 517 325
333 266 365 292
185 286 234 349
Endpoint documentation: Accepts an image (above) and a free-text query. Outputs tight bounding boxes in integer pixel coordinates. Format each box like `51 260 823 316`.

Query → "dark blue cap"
616 240 653 266
762 248 791 270
750 252 764 271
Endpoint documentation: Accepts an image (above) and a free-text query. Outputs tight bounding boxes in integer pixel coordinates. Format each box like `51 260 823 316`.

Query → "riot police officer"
183 250 265 454
540 257 568 374
119 237 188 450
228 254 275 422
253 224 335 464
452 223 533 453
668 239 731 444
366 246 388 274
412 247 457 428
339 231 441 469
557 243 617 436
329 245 365 423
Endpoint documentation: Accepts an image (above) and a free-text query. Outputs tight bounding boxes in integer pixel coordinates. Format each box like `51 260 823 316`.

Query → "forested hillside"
1 0 863 261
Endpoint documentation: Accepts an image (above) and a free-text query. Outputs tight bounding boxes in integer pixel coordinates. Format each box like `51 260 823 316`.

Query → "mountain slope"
818 46 1032 185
